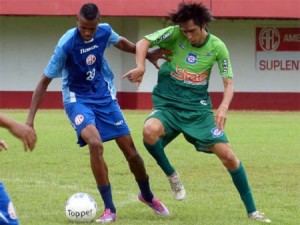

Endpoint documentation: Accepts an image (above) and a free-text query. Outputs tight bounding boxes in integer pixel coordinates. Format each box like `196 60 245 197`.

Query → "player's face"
76 15 99 41
180 20 207 47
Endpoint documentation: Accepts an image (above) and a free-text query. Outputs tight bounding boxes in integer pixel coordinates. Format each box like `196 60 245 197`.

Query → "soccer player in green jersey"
123 2 271 223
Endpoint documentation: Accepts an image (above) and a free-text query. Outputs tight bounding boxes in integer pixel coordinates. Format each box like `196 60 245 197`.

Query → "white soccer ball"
65 193 97 223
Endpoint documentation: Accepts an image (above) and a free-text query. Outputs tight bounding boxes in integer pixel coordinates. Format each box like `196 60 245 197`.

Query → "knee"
143 123 161 144
221 152 239 170
212 143 240 170
88 139 104 156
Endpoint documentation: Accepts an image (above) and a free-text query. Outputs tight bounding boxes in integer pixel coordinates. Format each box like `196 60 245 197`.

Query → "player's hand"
9 123 37 151
214 107 227 131
122 67 145 88
0 140 8 151
146 48 172 69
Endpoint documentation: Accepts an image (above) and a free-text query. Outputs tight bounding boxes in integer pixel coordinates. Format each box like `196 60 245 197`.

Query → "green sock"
144 139 175 176
229 162 256 213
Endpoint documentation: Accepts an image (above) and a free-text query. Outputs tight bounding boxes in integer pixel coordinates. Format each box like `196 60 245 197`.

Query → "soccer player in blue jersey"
0 113 36 225
26 3 169 223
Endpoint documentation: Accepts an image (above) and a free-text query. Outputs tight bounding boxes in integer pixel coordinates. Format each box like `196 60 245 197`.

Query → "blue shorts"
0 182 19 225
64 100 130 147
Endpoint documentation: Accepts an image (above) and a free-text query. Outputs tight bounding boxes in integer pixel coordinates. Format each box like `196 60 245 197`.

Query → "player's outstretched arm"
115 37 172 70
114 36 136 53
27 74 52 128
122 38 151 87
0 114 37 151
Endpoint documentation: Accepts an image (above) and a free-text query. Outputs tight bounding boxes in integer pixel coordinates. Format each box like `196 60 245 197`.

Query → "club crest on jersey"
74 114 84 125
86 54 96 65
186 53 197 64
211 127 224 138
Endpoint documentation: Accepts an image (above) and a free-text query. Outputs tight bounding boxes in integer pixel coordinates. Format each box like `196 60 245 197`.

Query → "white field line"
2 178 139 211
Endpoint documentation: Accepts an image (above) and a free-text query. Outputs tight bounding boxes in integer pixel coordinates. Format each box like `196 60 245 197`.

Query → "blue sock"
229 162 256 213
136 176 154 202
97 184 116 213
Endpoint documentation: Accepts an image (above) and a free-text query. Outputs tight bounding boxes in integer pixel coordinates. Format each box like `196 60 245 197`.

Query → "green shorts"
146 107 229 153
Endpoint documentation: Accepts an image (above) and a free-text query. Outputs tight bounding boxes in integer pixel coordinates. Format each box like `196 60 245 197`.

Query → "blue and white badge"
186 53 197 64
211 127 224 138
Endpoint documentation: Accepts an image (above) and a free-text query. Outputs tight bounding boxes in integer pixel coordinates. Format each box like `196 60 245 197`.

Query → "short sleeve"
216 42 233 78
44 45 66 78
107 27 120 47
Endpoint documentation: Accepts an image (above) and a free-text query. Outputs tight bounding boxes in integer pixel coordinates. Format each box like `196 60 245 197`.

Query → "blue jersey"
0 182 19 224
45 23 119 104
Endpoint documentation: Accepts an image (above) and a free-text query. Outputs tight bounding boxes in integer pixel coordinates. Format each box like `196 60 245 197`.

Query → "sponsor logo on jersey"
204 51 214 56
171 66 208 85
178 42 186 49
211 127 224 138
80 45 99 54
186 53 197 64
152 32 171 45
74 114 84 125
222 59 228 74
200 100 208 105
86 54 96 65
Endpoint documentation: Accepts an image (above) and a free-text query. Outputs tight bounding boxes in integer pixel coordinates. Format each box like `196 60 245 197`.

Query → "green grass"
0 110 299 225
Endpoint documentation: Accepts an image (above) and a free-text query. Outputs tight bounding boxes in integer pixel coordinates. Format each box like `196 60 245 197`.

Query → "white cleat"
168 171 186 201
248 211 271 223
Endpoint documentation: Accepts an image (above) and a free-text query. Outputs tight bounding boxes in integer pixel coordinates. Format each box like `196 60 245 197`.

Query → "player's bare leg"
81 125 116 223
116 135 169 215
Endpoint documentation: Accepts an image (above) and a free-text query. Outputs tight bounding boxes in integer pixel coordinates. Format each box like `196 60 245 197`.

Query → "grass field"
0 110 299 225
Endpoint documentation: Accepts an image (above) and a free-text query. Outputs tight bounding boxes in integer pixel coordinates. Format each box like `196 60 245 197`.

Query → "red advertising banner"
256 27 300 71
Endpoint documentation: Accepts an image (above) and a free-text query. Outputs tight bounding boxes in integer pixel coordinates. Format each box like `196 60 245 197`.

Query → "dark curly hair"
79 3 100 20
169 2 213 28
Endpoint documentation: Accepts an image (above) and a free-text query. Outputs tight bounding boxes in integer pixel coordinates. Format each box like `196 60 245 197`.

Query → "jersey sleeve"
215 41 233 78
44 29 74 79
44 45 66 79
106 25 120 47
144 26 177 49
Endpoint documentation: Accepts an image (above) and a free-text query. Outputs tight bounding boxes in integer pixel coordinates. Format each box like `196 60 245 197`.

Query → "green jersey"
145 25 233 111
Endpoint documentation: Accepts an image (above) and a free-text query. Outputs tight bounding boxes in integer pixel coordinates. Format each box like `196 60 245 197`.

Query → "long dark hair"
169 2 213 28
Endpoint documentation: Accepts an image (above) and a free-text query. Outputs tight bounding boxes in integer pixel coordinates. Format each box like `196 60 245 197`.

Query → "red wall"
1 91 299 111
0 0 299 18
212 0 300 19
0 0 209 17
